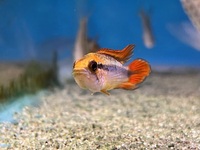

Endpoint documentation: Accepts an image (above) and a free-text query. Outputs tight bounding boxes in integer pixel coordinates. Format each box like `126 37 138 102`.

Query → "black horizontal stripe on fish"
97 63 123 72
91 63 128 82
97 63 148 82
98 63 128 76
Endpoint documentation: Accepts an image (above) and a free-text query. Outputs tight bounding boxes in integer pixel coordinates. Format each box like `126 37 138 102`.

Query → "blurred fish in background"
74 18 88 61
181 0 200 31
168 22 200 51
139 9 155 49
59 17 100 84
73 17 100 61
168 0 200 51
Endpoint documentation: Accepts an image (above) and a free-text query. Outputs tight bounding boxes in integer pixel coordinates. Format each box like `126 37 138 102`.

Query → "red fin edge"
118 59 151 90
97 44 135 64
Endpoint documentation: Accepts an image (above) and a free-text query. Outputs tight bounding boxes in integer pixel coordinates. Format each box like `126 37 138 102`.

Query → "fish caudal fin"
118 59 151 90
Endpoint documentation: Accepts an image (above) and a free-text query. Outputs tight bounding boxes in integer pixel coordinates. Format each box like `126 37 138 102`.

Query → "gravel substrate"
0 71 200 149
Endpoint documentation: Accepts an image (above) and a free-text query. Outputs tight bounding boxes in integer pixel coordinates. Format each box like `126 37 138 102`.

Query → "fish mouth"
72 68 88 76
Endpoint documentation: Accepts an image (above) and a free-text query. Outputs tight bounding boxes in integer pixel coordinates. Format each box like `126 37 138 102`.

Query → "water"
0 0 200 67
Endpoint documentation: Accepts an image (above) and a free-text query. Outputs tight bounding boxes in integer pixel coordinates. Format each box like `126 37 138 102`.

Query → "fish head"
72 53 103 92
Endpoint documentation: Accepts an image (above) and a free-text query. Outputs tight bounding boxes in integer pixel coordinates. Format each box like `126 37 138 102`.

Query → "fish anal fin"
97 44 135 64
117 59 151 90
117 83 138 90
101 89 110 95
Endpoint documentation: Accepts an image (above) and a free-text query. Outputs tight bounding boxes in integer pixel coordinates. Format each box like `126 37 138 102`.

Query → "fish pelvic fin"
101 89 110 95
117 59 151 90
97 44 135 64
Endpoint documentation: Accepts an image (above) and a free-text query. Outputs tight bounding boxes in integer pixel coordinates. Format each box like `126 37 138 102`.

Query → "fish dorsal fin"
97 44 135 64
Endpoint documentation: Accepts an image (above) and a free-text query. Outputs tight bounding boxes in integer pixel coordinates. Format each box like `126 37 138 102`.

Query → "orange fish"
72 44 151 95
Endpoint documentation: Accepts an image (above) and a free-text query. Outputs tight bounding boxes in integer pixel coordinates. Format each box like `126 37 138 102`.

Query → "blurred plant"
0 51 59 103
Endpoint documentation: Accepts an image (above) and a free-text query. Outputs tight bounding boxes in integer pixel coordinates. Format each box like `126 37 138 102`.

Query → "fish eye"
88 60 97 72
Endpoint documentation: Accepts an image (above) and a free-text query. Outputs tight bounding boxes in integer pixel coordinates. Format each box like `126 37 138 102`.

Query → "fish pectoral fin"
97 45 135 64
101 89 110 95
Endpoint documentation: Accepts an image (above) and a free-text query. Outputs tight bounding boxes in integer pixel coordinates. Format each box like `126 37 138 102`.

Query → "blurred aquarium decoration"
0 0 200 122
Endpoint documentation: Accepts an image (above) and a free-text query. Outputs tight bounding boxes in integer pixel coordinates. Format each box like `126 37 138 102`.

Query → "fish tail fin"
118 59 151 90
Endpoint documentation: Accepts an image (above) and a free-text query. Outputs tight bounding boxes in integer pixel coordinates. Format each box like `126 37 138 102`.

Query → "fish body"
72 45 151 95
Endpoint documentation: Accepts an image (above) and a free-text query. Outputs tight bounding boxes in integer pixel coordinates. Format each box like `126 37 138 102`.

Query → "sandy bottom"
0 71 200 149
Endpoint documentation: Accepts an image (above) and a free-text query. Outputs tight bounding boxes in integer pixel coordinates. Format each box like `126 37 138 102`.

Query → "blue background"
0 0 200 67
